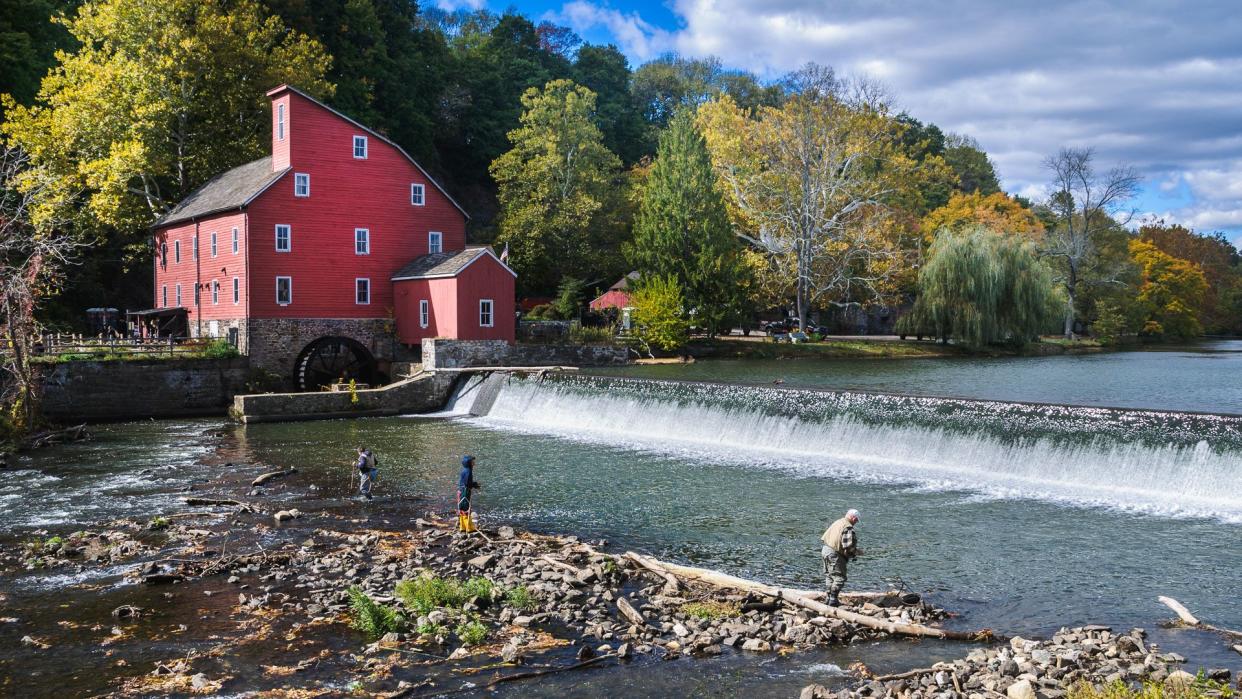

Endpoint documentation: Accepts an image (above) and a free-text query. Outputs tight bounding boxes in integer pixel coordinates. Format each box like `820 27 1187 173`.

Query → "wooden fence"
2 334 218 359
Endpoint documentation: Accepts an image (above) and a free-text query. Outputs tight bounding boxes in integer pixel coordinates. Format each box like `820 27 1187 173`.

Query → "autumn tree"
698 64 919 331
903 227 1060 348
1041 147 1141 338
922 191 1045 242
1139 220 1242 334
631 275 689 355
2 0 332 250
628 110 745 336
1129 238 1209 339
490 79 624 294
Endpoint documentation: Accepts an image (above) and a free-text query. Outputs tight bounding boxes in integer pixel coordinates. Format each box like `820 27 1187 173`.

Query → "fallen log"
1159 596 1242 639
251 468 297 487
623 552 681 594
538 555 591 581
616 597 647 627
634 554 992 642
183 498 241 507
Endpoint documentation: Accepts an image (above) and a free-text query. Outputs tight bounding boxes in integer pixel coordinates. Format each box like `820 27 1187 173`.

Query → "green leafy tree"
0 0 73 118
2 0 332 247
553 276 586 320
1091 300 1128 345
490 79 623 294
944 133 1001 195
905 227 1061 348
631 275 689 354
572 44 646 165
628 109 745 337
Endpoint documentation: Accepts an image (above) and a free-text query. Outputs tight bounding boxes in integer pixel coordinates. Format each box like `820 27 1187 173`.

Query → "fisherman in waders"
820 508 860 607
456 455 481 532
355 446 378 500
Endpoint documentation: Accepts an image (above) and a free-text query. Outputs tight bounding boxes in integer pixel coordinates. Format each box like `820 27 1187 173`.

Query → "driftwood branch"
183 497 241 507
630 554 992 642
1159 596 1242 639
616 597 647 628
251 467 297 487
623 552 681 594
414 654 615 697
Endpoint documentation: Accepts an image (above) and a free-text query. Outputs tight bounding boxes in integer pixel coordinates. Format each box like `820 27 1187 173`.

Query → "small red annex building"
151 85 516 389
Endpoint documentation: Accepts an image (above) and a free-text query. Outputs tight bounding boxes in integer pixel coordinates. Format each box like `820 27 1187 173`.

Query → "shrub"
462 577 495 601
554 277 586 320
199 339 240 359
504 585 538 611
1067 676 1235 698
416 621 448 637
525 303 559 320
570 324 615 345
148 516 170 530
632 275 690 354
455 616 489 646
682 600 740 620
347 586 405 639
1092 301 1128 345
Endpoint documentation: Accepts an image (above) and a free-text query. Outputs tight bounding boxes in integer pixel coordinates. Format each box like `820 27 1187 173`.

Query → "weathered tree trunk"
632 554 992 641
251 468 297 487
1158 596 1242 639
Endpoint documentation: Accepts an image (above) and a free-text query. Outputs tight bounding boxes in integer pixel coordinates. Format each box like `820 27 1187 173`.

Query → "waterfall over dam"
456 373 1242 523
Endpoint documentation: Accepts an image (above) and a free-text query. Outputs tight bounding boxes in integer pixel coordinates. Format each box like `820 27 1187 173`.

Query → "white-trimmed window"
174 240 181 263
275 224 291 252
355 278 370 305
160 242 167 267
192 235 198 260
161 285 167 307
294 173 310 197
211 280 219 305
355 228 370 255
479 299 494 328
210 231 217 257
232 277 240 304
419 300 429 328
193 282 200 305
276 276 292 306
428 231 442 254
276 103 285 140
231 227 239 254
353 135 368 159
410 183 425 206
175 283 182 307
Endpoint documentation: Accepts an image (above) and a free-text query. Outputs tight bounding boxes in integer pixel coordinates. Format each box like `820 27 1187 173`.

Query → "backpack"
360 451 377 471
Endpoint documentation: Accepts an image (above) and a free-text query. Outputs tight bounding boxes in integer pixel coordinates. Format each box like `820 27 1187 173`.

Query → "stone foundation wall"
421 339 630 369
245 317 420 384
232 370 457 423
188 316 249 353
40 357 250 422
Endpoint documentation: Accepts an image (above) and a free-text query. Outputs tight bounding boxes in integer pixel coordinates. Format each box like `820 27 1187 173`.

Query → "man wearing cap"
820 509 860 607
456 455 481 532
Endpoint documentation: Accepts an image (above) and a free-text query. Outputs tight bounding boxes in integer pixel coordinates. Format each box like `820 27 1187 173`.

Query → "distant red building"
151 85 515 389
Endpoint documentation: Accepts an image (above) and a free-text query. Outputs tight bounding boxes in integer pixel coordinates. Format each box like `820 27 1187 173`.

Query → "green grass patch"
148 516 170 530
1067 675 1235 698
454 616 488 646
682 600 740 620
504 585 538 611
689 337 962 360
346 586 405 639
395 574 496 616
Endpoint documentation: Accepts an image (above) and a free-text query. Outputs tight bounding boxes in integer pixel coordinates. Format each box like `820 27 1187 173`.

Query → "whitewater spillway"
446 373 1242 523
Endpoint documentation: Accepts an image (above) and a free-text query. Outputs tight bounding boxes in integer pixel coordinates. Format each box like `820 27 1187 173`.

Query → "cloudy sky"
442 0 1242 242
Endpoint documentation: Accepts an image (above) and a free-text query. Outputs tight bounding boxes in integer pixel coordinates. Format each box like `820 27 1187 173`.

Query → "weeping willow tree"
902 226 1061 348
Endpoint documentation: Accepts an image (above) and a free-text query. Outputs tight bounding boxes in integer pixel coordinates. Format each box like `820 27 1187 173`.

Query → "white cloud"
435 0 487 10
553 0 1242 233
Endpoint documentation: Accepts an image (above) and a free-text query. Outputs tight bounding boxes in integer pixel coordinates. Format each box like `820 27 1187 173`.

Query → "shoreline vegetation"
681 335 1106 361
0 460 1234 697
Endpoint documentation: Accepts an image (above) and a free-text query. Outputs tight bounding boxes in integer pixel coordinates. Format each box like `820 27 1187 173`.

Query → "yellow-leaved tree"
922 191 1045 243
1129 239 1208 339
697 64 928 331
1 0 332 253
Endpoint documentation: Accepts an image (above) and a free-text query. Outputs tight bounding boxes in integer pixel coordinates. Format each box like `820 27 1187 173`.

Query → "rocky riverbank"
809 625 1237 698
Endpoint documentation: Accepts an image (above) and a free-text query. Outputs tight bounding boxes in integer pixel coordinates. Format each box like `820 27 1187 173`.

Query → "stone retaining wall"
421 339 630 369
231 371 457 423
40 357 250 422
246 317 421 385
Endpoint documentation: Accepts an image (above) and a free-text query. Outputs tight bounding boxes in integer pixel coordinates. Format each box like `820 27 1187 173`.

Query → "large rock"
1165 670 1196 690
1007 679 1036 699
799 684 832 699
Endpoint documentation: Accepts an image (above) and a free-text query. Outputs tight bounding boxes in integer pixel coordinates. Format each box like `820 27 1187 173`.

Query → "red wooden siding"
393 278 459 343
589 289 631 311
246 89 466 319
393 255 515 343
153 211 249 326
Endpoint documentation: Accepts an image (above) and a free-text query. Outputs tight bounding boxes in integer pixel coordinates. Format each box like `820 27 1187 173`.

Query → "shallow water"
3 346 1241 694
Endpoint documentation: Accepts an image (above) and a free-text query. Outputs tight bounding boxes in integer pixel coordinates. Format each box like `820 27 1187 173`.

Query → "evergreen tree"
629 109 744 336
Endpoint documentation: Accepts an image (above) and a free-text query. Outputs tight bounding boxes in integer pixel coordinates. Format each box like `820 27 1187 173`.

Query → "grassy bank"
683 335 1111 361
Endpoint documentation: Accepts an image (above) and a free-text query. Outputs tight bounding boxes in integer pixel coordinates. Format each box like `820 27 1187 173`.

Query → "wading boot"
827 592 840 608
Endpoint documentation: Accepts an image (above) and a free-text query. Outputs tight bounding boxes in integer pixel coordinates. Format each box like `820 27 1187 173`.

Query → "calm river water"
2 343 1240 695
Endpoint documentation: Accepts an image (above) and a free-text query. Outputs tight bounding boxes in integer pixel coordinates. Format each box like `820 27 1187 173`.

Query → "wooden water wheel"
294 336 378 392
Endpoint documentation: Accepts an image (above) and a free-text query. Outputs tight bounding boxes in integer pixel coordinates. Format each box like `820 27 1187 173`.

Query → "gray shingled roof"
392 247 499 280
154 157 288 228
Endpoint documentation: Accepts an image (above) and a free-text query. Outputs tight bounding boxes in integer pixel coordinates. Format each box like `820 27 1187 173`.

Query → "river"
2 343 1240 695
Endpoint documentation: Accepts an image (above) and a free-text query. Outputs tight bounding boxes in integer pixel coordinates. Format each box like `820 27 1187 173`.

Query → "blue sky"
442 0 1242 245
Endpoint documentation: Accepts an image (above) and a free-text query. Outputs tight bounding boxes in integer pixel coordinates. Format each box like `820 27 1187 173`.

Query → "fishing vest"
820 517 853 554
